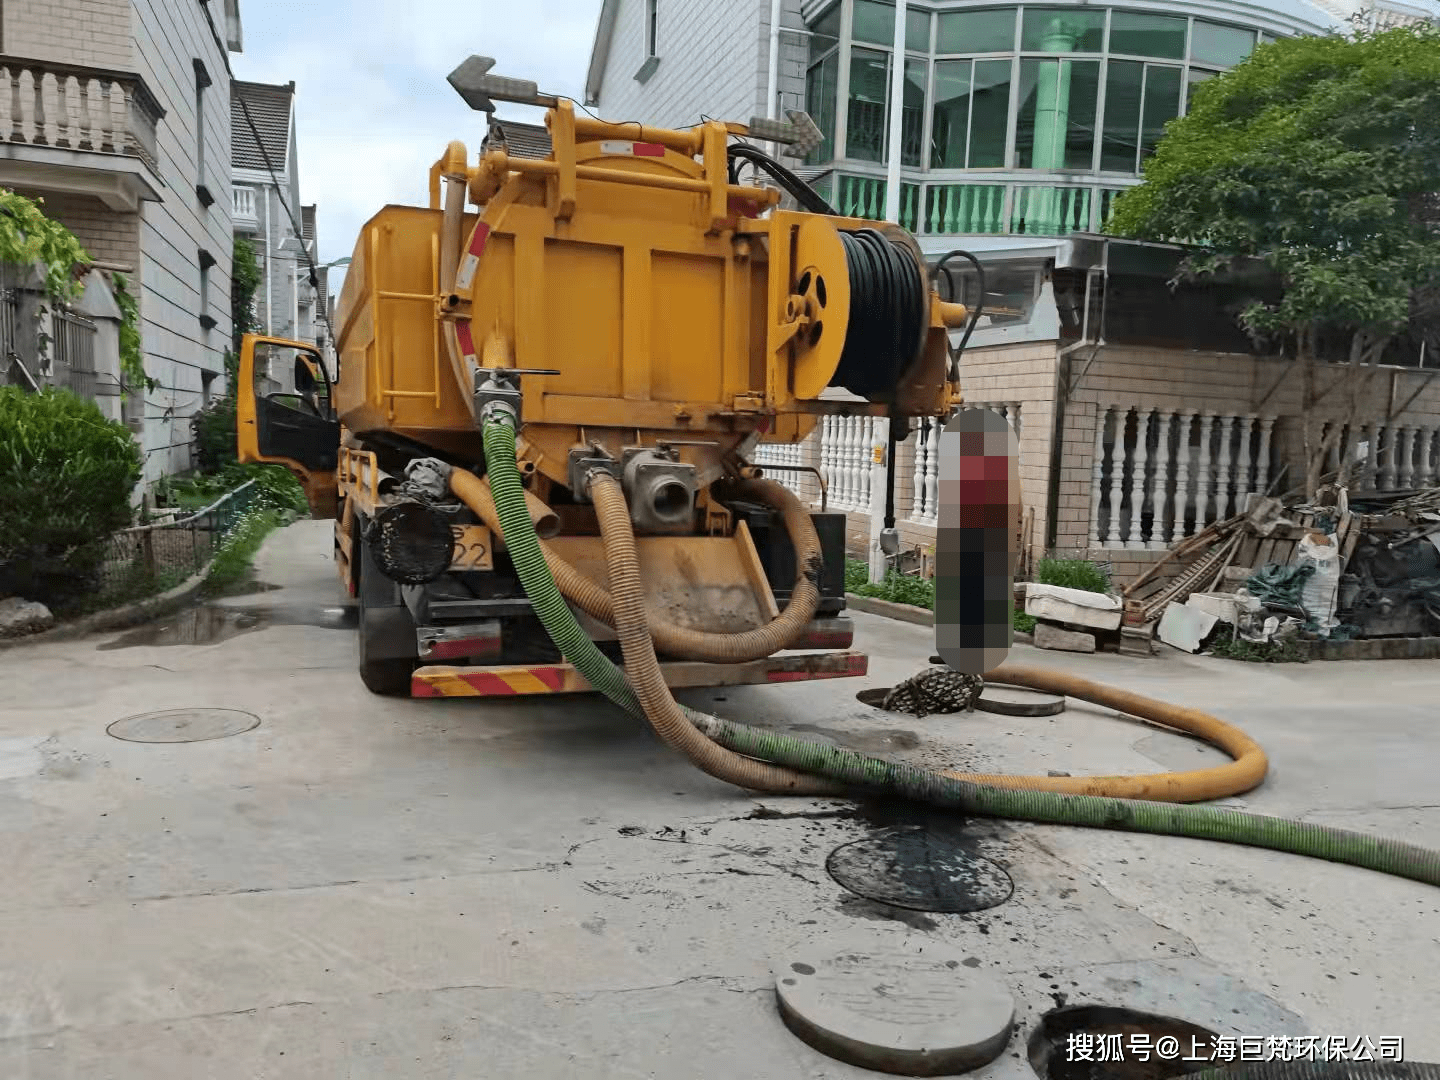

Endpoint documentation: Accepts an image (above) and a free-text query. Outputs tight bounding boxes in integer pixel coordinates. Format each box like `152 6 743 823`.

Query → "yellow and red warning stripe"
411 651 868 698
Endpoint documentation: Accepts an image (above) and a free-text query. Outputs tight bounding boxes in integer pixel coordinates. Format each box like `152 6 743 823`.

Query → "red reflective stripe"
456 320 476 358
462 672 520 695
411 679 440 698
468 222 491 255
632 142 665 157
530 666 568 691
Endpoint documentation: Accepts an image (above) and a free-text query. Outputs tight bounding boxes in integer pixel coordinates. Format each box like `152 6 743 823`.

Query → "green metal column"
1027 19 1077 232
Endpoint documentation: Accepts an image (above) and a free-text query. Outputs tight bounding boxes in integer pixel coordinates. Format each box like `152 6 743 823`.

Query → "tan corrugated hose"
587 471 843 795
946 665 1269 801
458 473 823 663
452 468 1267 803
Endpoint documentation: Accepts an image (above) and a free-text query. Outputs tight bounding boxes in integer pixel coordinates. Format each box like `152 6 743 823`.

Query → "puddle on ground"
226 581 283 595
97 603 357 649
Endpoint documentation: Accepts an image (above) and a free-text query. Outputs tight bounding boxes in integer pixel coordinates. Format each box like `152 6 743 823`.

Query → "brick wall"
1056 344 1440 582
3 0 132 69
11 190 140 270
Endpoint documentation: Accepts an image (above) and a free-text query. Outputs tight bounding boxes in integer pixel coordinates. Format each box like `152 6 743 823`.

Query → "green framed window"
936 8 1016 54
853 0 895 45
1108 12 1186 59
808 4 840 63
805 52 839 165
846 48 891 162
1021 8 1105 52
1101 60 1181 172
1191 21 1255 66
1014 58 1099 169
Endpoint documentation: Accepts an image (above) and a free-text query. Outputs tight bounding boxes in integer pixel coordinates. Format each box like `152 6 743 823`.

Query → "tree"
231 234 261 354
193 237 260 471
1107 18 1440 498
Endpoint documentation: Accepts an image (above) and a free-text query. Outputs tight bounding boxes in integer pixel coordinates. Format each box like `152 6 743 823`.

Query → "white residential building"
230 77 314 393
0 0 244 488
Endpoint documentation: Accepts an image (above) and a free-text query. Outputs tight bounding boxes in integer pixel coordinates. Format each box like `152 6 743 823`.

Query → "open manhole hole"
106 708 261 744
1027 1006 1220 1080
827 829 1014 913
857 684 1064 717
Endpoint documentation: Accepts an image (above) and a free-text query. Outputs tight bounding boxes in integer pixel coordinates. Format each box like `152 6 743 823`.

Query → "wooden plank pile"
1121 498 1359 628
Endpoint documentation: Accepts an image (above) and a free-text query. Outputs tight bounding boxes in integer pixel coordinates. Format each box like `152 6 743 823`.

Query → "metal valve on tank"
622 448 699 533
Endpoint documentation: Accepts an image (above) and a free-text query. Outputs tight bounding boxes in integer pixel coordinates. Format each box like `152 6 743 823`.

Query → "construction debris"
1121 484 1440 652
1024 583 1122 631
1033 623 1097 653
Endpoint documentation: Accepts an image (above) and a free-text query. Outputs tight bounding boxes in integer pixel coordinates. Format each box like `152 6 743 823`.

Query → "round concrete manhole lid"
974 685 1066 717
827 830 1014 913
106 708 261 744
776 942 1015 1076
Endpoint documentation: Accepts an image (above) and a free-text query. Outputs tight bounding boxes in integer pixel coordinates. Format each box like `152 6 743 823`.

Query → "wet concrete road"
0 520 1437 1078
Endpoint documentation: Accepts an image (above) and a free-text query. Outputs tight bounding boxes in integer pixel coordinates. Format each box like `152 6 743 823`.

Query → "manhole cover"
1027 1006 1220 1080
776 942 1015 1076
827 829 1014 913
106 708 261 744
974 685 1066 717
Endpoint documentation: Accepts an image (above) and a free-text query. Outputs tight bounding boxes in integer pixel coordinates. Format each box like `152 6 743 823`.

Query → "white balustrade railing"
751 439 806 499
809 400 1440 546
1094 410 1278 548
1318 420 1440 492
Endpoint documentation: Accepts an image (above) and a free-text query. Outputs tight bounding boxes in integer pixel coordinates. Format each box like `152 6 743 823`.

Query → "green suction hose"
472 410 1440 890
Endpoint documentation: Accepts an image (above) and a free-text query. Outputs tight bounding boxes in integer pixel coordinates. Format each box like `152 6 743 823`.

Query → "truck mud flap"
410 650 869 698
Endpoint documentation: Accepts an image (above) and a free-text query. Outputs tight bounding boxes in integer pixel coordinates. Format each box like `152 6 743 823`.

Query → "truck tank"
236 56 974 698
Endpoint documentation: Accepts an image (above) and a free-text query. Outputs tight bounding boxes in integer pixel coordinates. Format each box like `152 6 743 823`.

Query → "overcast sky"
230 0 602 290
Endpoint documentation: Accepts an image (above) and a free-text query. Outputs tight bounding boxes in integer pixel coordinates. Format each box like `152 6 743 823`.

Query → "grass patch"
201 509 282 597
844 559 936 610
1013 608 1036 634
1034 557 1110 594
1207 627 1309 664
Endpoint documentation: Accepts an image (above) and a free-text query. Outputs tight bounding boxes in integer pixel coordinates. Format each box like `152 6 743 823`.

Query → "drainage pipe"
456 467 824 663
467 411 1440 889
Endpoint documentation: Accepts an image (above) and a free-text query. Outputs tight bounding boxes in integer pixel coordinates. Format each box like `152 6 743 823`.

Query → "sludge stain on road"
97 602 358 649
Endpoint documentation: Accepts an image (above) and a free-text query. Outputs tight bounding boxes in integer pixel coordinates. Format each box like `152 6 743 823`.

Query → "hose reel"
828 227 929 400
787 219 930 403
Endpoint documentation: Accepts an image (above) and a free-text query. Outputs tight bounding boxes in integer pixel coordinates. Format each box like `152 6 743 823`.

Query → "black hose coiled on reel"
828 228 928 399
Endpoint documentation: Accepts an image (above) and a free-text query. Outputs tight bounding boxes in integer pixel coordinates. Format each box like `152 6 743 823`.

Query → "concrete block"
1033 622 1096 653
1158 602 1220 653
1025 583 1122 630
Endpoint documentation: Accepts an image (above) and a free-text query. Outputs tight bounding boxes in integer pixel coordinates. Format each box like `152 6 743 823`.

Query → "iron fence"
51 308 97 398
94 480 261 605
0 285 26 389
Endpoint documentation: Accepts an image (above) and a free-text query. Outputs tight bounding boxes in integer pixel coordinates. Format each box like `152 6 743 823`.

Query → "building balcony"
233 184 258 231
817 170 1133 243
0 56 166 211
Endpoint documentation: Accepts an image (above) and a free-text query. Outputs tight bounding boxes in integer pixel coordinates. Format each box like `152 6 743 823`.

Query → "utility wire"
233 90 335 360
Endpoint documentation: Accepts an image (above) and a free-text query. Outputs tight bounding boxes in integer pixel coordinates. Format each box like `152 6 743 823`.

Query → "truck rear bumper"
410 650 869 698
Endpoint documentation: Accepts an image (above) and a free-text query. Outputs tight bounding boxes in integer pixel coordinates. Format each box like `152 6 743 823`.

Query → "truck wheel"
358 608 416 696
355 519 418 697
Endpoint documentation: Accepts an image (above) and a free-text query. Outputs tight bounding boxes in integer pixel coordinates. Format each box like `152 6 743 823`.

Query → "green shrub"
0 386 142 607
203 507 281 595
155 461 308 516
1035 557 1111 594
1013 608 1036 634
1208 627 1309 664
844 559 936 610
